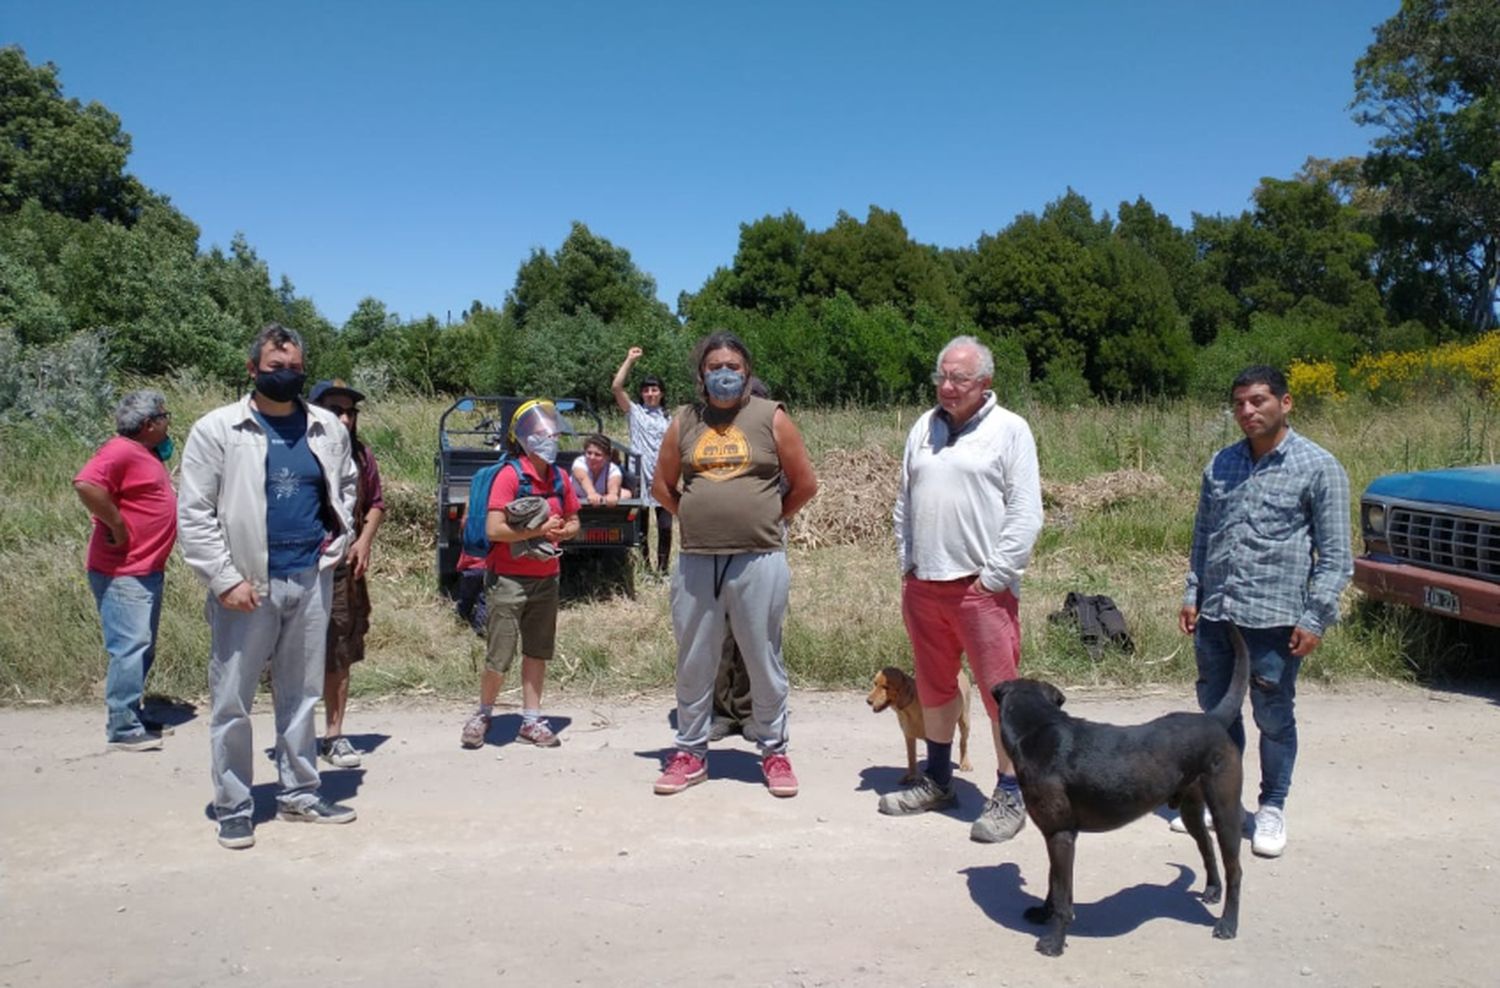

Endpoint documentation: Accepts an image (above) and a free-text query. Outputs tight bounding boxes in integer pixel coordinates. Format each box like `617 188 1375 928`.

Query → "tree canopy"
1354 0 1500 333
5 5 1499 413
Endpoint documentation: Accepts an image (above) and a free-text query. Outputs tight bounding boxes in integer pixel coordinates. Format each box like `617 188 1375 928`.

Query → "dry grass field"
4 384 1498 707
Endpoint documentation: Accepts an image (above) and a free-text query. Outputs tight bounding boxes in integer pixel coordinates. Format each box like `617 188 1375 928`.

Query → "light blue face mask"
704 368 745 402
525 433 559 464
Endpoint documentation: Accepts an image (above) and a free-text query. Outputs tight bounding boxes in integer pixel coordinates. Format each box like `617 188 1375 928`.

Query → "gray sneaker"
217 817 255 850
278 798 357 825
107 731 163 752
970 785 1027 843
877 775 957 816
320 736 363 768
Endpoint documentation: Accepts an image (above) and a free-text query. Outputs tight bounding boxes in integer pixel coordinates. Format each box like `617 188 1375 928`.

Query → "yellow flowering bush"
1287 360 1345 404
1350 331 1500 398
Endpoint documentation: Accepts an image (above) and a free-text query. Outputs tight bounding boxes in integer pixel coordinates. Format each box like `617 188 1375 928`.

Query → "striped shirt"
1185 428 1352 635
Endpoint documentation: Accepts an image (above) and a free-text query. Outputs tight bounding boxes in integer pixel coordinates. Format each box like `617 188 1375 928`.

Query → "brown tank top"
674 396 785 553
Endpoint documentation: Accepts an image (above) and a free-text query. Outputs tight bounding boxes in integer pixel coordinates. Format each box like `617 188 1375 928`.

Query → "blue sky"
4 0 1399 326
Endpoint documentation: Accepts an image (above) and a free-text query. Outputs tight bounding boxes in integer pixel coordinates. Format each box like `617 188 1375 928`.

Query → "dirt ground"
2 682 1497 987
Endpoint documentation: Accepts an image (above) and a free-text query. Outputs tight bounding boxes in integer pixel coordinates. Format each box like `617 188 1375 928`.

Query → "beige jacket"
177 394 357 597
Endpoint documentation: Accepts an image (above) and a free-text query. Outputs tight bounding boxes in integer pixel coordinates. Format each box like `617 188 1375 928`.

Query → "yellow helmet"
509 399 561 445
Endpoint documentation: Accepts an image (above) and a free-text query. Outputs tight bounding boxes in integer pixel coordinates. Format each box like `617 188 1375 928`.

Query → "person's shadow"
261 733 393 761
202 768 367 823
854 765 989 818
631 746 768 785
643 706 778 783
142 695 197 732
961 860 1220 943
474 713 574 747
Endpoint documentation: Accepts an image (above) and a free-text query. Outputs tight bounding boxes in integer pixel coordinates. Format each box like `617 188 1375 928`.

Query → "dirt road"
2 683 1497 987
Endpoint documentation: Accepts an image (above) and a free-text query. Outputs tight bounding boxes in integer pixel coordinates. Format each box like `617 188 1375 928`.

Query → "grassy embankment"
2 380 1496 707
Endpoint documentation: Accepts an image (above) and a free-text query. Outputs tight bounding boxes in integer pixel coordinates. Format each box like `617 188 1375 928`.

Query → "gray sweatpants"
670 551 790 757
207 566 332 821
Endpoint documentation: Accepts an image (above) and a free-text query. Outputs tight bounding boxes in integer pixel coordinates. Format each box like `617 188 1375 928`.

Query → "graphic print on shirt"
689 424 751 482
270 467 301 500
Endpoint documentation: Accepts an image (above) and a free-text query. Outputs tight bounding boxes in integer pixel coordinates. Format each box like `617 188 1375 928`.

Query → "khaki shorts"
483 572 560 673
326 562 371 671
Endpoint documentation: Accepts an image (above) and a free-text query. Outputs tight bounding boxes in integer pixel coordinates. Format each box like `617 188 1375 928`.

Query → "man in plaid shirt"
1179 365 1352 859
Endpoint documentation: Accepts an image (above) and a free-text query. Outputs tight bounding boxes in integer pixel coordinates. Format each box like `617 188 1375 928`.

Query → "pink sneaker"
517 719 561 748
653 751 707 795
762 753 799 797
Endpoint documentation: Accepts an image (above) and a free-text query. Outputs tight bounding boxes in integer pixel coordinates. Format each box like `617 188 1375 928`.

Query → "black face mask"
255 368 306 403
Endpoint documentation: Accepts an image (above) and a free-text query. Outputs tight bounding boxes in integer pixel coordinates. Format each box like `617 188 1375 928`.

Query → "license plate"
1423 586 1460 615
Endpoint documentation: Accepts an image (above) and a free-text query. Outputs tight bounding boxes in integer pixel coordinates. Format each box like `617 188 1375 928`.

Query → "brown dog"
866 666 973 783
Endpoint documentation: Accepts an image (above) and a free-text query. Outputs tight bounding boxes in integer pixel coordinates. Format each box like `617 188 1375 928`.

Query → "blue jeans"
88 571 164 741
1194 619 1301 809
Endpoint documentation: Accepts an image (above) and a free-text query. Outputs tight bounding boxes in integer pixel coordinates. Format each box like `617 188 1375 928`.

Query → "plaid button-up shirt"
1184 428 1352 635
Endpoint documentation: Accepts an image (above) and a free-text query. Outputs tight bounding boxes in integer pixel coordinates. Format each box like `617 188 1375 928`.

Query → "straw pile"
787 452 1172 547
787 446 902 549
1041 468 1172 526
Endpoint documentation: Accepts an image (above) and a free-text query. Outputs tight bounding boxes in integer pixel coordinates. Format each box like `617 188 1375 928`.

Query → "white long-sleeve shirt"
893 393 1044 596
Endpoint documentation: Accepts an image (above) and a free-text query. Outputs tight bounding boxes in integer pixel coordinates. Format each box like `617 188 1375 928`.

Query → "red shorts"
900 575 1021 721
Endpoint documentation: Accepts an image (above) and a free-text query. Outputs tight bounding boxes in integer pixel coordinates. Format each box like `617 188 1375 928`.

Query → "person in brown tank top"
648 332 818 799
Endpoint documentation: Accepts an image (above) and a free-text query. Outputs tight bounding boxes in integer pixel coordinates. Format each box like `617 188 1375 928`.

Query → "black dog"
993 630 1248 956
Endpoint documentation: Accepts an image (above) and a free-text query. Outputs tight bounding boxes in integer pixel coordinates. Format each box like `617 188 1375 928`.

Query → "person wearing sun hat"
309 378 386 770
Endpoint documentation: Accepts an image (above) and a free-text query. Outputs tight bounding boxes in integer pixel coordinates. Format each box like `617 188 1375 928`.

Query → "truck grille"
1388 507 1500 581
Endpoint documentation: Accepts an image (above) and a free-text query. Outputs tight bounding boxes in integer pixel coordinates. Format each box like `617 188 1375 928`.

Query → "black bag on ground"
1048 592 1135 660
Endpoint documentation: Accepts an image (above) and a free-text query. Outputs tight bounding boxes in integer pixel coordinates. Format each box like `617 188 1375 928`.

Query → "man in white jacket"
882 336 1044 844
178 323 359 850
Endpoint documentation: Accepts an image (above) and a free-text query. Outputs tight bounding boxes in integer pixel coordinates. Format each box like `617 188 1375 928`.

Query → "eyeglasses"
325 405 358 417
931 372 981 387
151 411 171 422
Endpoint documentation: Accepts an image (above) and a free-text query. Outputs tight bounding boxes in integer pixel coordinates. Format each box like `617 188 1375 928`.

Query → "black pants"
714 625 752 725
640 505 673 572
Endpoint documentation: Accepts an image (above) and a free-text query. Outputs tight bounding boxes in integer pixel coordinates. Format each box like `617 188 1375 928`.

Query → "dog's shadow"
201 768 365 823
961 861 1220 940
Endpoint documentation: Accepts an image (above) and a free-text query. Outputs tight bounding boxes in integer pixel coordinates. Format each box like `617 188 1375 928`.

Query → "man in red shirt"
459 399 580 750
73 389 178 751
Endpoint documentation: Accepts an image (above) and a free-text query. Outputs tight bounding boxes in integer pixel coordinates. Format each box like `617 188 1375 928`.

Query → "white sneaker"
1168 807 1213 834
1252 805 1287 857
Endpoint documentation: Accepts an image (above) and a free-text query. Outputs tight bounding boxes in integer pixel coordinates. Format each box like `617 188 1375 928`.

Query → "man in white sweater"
882 336 1044 844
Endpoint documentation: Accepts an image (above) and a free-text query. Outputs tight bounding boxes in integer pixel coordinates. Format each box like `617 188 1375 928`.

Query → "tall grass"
3 384 1495 706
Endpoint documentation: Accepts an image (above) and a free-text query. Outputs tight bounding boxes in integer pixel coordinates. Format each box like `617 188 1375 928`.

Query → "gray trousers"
671 551 790 757
207 566 332 820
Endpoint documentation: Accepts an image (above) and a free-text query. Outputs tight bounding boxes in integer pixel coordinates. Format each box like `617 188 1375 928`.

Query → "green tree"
1191 173 1383 343
963 191 1189 399
0 46 150 223
506 221 676 330
1354 0 1500 333
801 206 962 322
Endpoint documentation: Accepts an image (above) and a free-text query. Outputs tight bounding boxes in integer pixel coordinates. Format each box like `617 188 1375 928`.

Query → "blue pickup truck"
1353 465 1500 627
